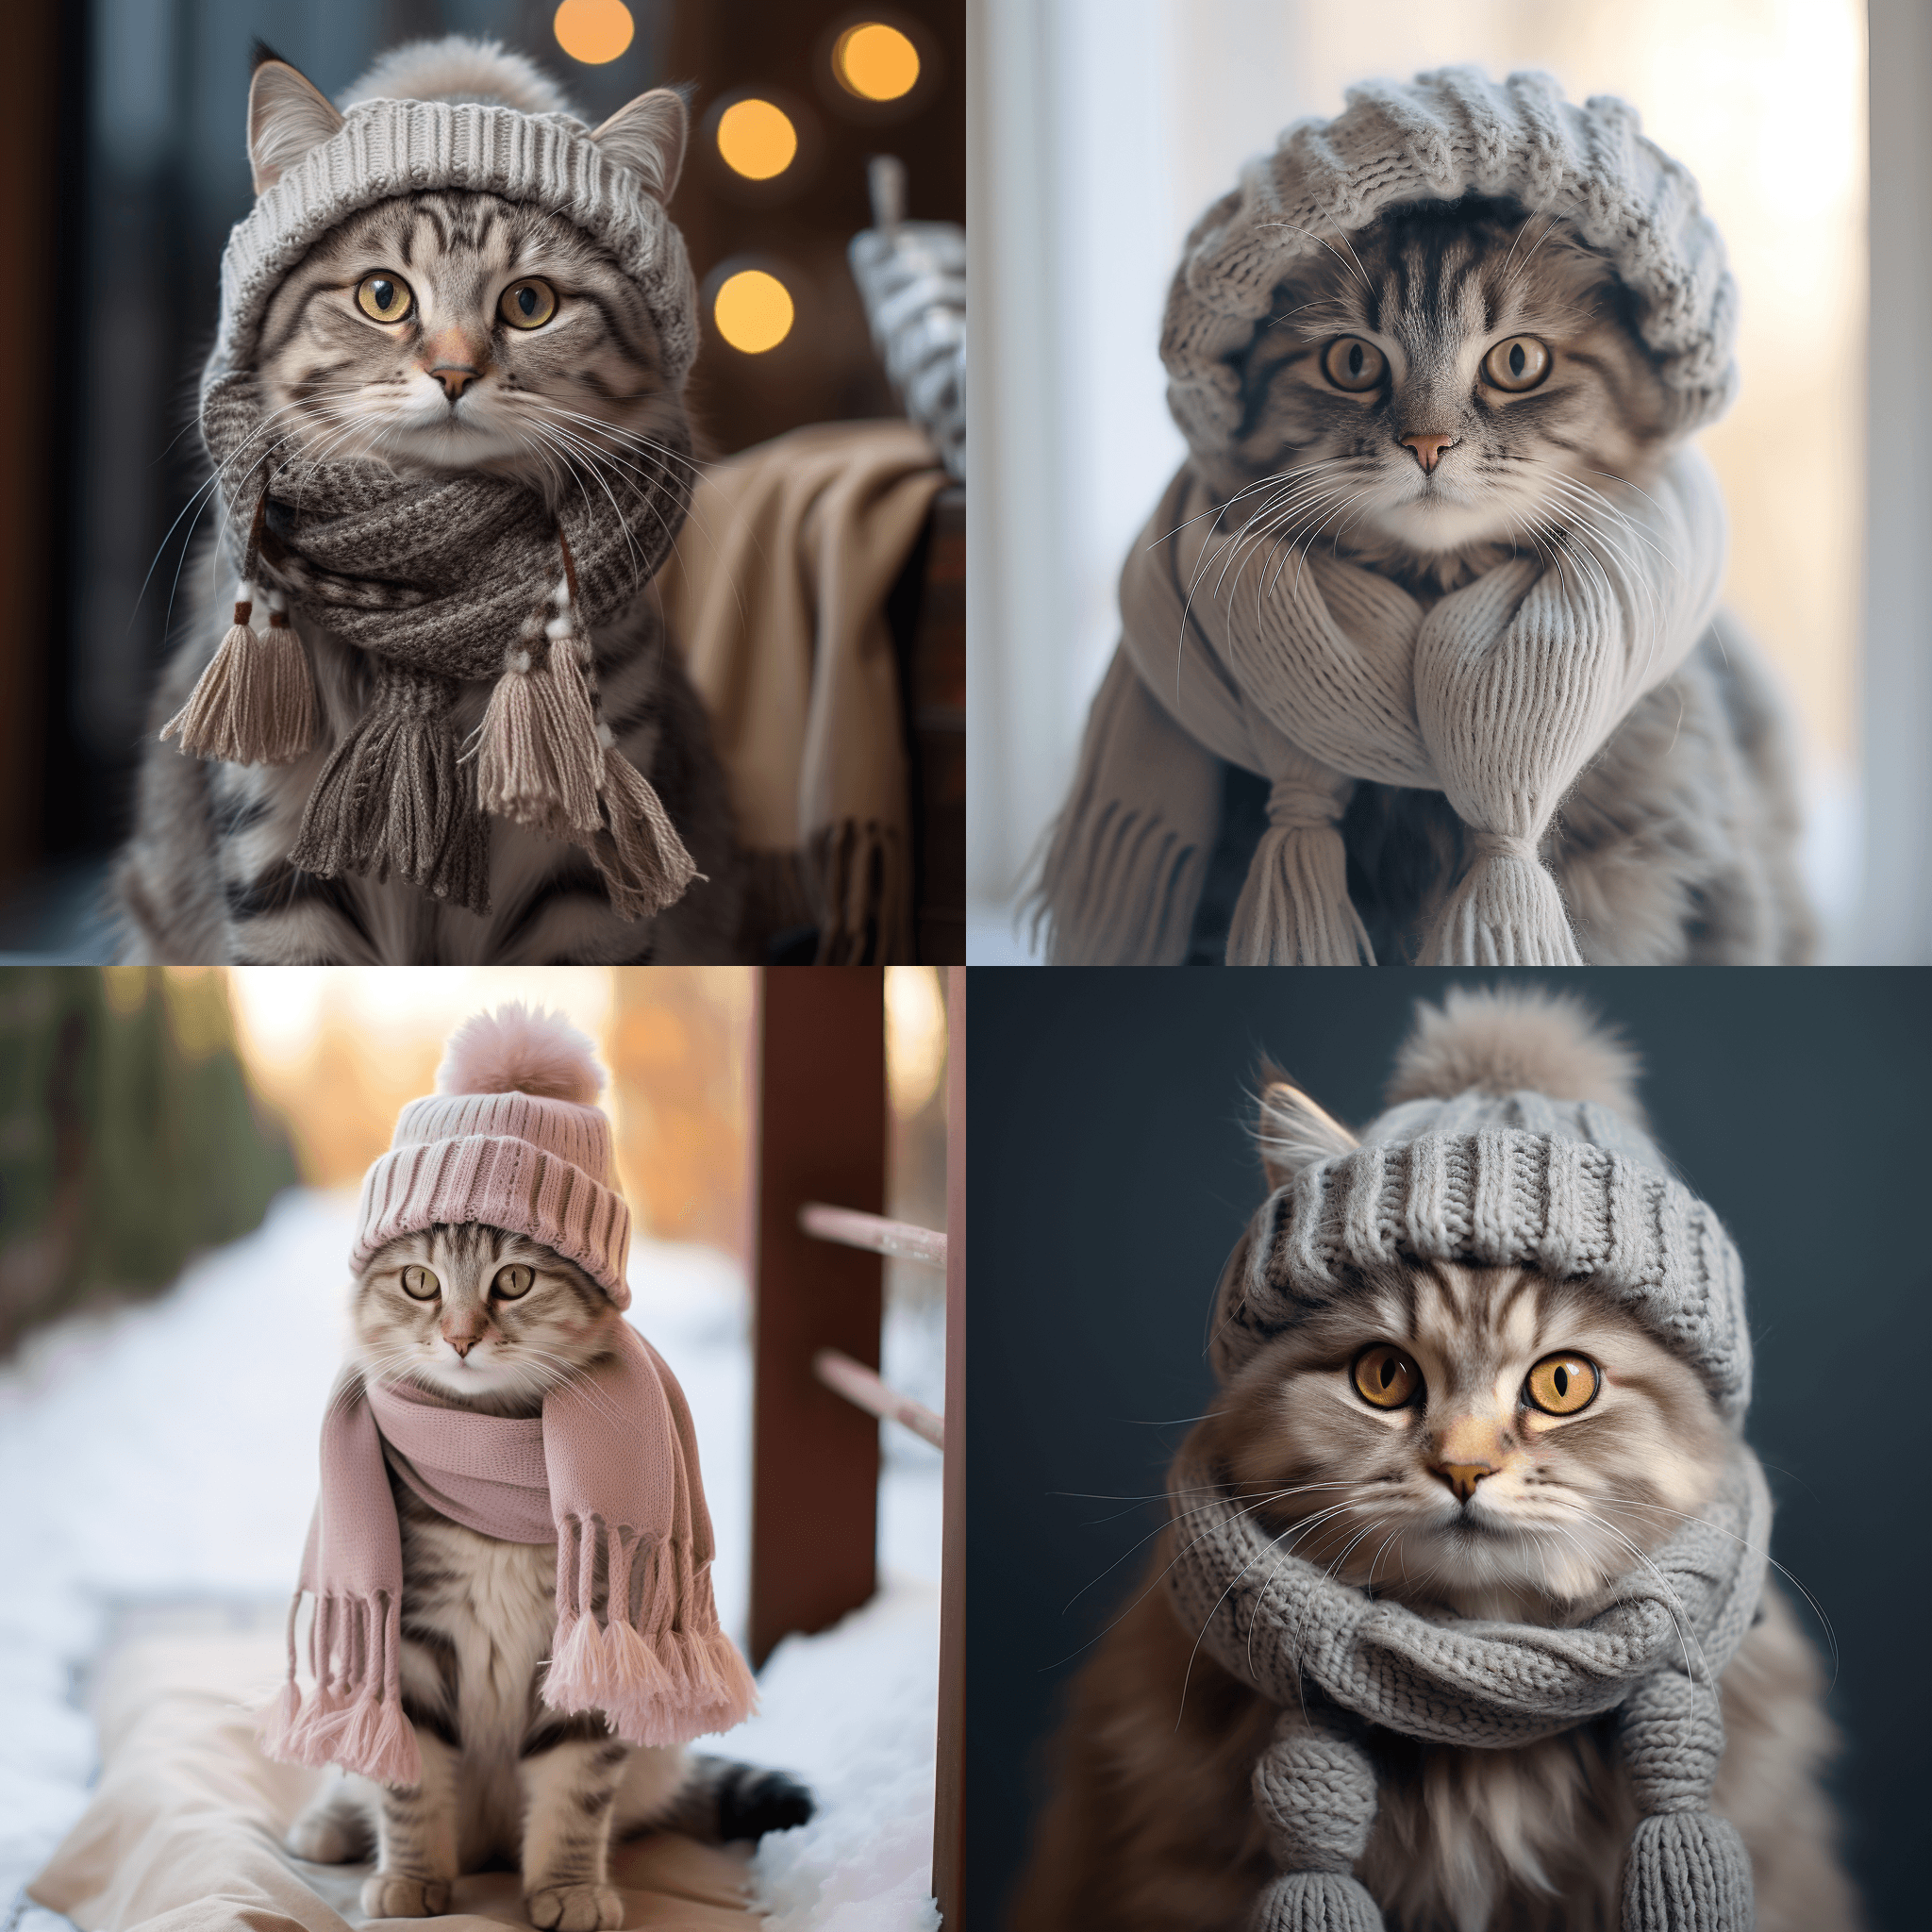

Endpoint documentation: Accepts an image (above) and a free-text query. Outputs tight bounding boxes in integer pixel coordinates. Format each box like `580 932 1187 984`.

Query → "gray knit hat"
1162 66 1738 470
207 97 697 391
1215 1078 1753 1424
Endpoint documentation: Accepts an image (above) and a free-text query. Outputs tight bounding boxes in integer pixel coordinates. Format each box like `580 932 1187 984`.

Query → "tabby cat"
285 1222 810 1930
1014 994 1857 1932
1185 196 1811 964
114 39 741 964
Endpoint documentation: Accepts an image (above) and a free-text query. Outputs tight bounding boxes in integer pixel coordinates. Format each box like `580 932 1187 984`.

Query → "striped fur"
283 1224 810 1923
116 177 741 962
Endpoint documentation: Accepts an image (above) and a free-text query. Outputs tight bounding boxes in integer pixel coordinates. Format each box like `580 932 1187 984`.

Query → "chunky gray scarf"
1167 1436 1771 1930
164 370 698 921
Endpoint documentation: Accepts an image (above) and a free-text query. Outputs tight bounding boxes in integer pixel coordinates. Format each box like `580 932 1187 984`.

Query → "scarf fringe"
291 696 491 917
1622 1813 1753 1932
1037 803 1209 967
475 636 605 838
1226 824 1375 966
542 1519 756 1747
161 596 317 768
807 819 908 965
258 1591 420 1789
1421 842 1584 966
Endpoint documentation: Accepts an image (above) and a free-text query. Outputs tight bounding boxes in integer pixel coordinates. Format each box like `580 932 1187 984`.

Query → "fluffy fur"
1014 993 1857 1932
1182 196 1813 965
288 1222 810 1924
114 38 742 965
436 1003 603 1107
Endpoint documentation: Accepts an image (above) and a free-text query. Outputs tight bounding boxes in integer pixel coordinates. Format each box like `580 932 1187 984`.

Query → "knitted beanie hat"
1214 989 1752 1421
1162 66 1738 475
352 1005 632 1308
206 47 697 393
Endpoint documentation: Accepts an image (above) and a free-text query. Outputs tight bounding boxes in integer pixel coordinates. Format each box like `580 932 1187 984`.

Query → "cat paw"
285 1795 373 1864
524 1881 624 1930
719 1766 815 1841
360 1873 452 1918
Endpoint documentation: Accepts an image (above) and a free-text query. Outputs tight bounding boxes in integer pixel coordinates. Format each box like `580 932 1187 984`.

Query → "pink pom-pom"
437 1003 605 1106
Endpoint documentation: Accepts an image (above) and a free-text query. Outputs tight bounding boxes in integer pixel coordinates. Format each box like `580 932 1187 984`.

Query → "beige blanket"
661 422 946 965
29 1624 758 1932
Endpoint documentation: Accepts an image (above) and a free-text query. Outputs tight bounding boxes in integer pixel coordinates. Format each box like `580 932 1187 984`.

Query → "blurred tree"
0 968 298 1353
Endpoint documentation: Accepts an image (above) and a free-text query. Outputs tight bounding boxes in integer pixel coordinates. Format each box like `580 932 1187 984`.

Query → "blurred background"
0 0 964 964
969 968 1931 1928
969 0 1932 963
1 963 951 1929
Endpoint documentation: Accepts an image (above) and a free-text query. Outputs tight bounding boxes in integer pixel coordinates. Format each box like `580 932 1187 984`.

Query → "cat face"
255 189 687 488
1224 197 1671 582
1212 1257 1727 1614
353 1222 619 1409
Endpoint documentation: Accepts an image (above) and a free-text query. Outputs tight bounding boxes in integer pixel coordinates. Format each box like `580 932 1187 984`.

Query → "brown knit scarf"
164 370 699 921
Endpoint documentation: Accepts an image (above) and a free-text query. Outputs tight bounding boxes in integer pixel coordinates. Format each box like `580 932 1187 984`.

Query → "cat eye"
491 1264 535 1299
356 274 415 324
1323 337 1387 392
400 1265 440 1300
1481 335 1551 392
1351 1344 1422 1410
499 279 558 329
1524 1353 1600 1415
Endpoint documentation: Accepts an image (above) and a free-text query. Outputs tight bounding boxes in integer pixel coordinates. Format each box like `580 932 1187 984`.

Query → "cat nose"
1433 1460 1495 1504
1401 432 1457 474
430 365 481 402
443 1328 482 1357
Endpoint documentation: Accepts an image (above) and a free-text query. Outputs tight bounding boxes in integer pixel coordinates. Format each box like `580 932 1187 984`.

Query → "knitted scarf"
262 1321 756 1787
1038 446 1728 965
1166 1435 1771 1931
163 370 698 923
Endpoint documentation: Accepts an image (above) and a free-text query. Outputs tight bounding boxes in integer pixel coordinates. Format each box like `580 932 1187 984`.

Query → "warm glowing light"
712 270 795 353
832 22 921 102
885 967 947 1117
553 0 635 65
716 98 799 181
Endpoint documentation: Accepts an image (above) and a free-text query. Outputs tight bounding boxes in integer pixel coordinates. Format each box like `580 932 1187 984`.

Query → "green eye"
356 274 414 324
491 1264 534 1299
499 279 558 329
400 1265 440 1300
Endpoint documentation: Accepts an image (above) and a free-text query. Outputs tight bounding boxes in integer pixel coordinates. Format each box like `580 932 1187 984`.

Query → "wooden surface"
934 966 965 1924
745 968 889 1667
897 486 966 963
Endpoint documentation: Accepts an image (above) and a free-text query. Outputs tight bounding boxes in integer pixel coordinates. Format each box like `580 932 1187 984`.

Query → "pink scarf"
261 1322 756 1787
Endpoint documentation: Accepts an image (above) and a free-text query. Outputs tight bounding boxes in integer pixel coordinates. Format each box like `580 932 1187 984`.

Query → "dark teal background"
968 968 1930 1931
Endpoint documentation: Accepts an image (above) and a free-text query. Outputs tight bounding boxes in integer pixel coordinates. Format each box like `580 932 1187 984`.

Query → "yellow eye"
491 1264 534 1299
400 1265 440 1300
1482 335 1551 391
1323 337 1387 391
1525 1353 1600 1415
356 274 414 324
499 279 558 329
1351 1345 1422 1410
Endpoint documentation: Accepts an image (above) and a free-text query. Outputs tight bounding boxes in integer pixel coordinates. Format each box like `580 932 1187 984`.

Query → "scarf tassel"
1037 802 1211 968
1227 815 1375 967
808 819 907 966
1421 835 1585 967
1252 1873 1383 1931
1622 1812 1753 1932
160 587 317 767
258 1591 421 1790
475 630 605 839
592 739 701 921
291 697 490 917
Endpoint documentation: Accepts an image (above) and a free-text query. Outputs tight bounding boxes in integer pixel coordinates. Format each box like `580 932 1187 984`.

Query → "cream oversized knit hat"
1162 66 1739 475
352 1005 632 1307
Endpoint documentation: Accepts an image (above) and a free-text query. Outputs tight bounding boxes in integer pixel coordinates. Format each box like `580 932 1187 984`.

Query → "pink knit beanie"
351 1005 632 1308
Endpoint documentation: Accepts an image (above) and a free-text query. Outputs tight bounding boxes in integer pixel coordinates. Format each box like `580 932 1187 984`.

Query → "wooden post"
746 968 888 1667
934 966 966 1924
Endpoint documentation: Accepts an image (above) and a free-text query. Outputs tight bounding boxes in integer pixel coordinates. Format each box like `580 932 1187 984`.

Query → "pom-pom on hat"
352 1004 632 1307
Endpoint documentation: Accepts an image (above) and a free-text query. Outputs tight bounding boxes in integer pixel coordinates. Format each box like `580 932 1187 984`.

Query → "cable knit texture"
1037 69 1740 967
1175 1075 1767 1930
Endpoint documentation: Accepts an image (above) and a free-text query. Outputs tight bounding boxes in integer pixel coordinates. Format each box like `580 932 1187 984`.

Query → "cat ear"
590 88 689 204
248 47 345 195
1256 1077 1357 1192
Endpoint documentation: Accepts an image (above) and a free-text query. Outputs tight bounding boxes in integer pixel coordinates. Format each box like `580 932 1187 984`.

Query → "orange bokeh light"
554 0 635 66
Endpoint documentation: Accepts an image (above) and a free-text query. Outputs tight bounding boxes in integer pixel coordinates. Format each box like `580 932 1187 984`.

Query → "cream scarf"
1038 448 1728 965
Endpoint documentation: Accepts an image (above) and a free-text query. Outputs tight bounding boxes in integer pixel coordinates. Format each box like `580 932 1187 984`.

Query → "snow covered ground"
0 1189 943 1931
